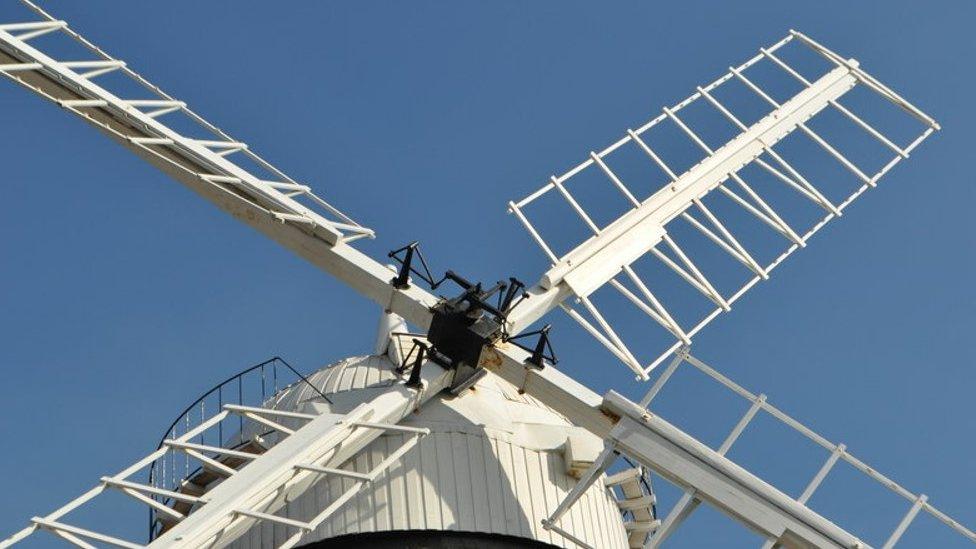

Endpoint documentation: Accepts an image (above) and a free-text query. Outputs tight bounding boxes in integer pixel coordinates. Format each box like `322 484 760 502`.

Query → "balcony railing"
146 356 329 540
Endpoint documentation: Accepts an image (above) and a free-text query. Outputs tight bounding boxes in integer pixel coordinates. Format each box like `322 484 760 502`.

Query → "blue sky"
0 1 973 547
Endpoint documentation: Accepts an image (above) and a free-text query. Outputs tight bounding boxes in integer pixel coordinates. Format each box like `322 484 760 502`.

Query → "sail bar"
506 31 939 377
759 47 908 159
789 29 940 130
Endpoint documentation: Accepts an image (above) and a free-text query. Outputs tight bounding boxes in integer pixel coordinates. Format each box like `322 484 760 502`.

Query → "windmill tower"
0 2 972 548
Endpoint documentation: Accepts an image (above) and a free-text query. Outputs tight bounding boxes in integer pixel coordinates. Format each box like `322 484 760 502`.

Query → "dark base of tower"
298 530 559 548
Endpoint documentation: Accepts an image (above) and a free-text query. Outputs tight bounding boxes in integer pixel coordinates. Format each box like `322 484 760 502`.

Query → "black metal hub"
388 241 555 391
423 271 507 391
427 304 498 369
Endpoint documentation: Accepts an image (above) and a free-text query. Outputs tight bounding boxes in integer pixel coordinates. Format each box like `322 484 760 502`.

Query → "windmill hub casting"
0 1 972 548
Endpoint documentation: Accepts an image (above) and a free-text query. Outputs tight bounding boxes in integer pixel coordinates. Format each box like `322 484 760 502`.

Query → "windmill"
0 1 971 548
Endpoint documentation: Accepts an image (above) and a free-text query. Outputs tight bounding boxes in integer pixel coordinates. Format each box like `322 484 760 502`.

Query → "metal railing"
146 356 329 540
642 348 976 547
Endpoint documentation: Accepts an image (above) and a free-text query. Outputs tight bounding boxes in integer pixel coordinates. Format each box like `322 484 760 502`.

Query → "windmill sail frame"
0 0 443 331
507 30 939 379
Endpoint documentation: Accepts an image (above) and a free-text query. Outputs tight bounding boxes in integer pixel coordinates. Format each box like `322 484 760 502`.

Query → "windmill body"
217 350 634 549
0 2 972 548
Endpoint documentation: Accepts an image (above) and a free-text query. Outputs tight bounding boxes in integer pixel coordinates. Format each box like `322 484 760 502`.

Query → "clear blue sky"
0 1 972 547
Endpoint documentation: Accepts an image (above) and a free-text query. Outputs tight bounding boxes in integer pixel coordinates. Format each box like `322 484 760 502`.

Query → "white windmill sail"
537 348 976 548
0 0 439 330
0 362 450 549
636 350 976 547
506 30 939 379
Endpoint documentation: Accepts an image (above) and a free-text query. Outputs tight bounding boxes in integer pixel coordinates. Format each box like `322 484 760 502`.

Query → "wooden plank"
525 449 553 545
453 432 477 532
467 433 491 533
370 438 391 532
419 433 443 530
484 437 508 535
435 432 458 528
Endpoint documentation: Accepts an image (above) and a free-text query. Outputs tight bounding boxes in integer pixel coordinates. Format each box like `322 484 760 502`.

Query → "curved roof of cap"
260 354 582 451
